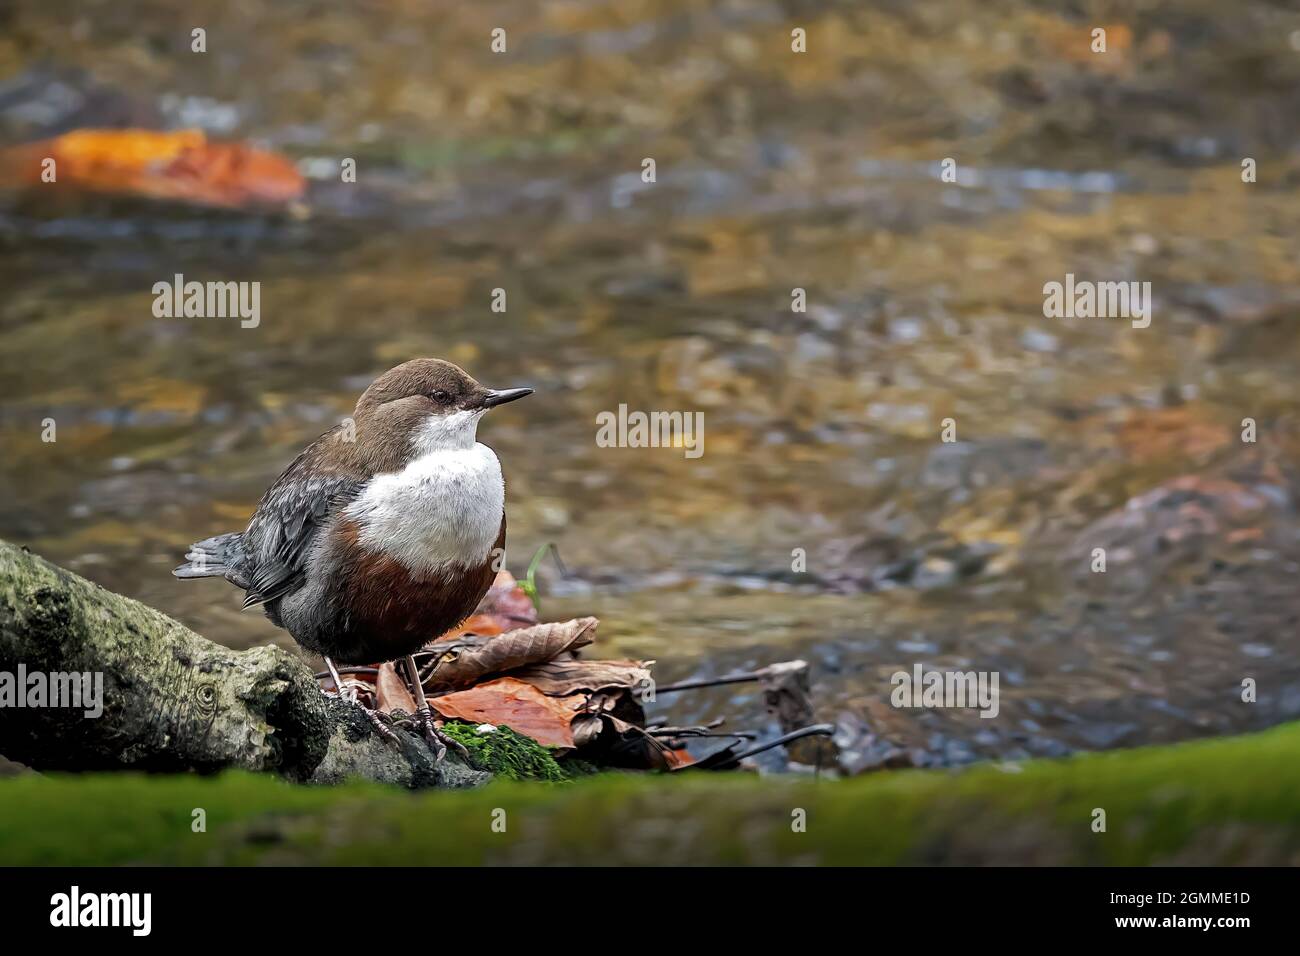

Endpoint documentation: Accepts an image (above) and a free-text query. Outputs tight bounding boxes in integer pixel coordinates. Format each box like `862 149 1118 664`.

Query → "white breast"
345 442 504 575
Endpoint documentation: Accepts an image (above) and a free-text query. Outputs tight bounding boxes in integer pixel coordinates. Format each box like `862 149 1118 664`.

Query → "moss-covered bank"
3 719 1299 865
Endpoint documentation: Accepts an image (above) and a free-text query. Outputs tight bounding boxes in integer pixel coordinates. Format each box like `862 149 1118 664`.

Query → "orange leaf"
2 128 304 208
662 747 696 769
429 677 586 749
432 613 506 642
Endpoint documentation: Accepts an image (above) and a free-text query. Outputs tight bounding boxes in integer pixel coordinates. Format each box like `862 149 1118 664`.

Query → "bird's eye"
429 390 451 403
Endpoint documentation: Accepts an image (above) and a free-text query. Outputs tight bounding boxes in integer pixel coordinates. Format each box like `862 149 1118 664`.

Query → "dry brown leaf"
423 618 598 691
602 715 692 770
429 677 586 749
510 659 650 697
374 662 417 715
572 714 604 747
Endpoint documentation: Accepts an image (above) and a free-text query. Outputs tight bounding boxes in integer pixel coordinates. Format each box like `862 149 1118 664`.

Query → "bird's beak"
482 387 534 408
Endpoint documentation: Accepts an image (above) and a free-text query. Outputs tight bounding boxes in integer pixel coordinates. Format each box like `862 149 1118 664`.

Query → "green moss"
439 722 568 782
3 721 1300 865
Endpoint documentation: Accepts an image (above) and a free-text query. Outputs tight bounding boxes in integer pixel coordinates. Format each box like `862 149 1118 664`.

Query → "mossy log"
0 539 487 788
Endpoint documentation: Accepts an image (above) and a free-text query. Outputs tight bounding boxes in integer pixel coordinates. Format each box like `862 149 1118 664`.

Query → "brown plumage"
297 515 507 664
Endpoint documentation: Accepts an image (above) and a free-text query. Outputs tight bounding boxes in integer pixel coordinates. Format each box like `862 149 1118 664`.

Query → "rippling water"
2 0 1299 770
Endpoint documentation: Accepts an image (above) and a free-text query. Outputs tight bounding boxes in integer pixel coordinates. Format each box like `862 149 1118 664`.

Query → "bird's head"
355 359 532 455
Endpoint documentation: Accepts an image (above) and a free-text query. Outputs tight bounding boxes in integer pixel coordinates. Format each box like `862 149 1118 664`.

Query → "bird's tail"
173 531 245 583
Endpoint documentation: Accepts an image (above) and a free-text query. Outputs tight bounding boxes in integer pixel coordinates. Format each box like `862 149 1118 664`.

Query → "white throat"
412 409 486 453
345 412 504 573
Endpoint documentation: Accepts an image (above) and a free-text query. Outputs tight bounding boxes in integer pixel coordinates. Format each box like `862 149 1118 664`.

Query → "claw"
324 655 402 747
417 705 469 762
363 706 402 746
403 654 469 762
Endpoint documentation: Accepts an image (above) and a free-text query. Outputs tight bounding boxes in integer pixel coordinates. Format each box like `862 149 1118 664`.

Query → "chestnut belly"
317 552 497 664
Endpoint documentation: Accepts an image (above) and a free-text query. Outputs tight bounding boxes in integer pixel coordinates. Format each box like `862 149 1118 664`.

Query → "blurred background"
1 0 1299 774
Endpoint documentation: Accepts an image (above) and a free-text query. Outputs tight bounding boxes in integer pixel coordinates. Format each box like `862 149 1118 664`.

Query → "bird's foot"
397 654 469 763
414 705 469 763
337 689 401 747
359 702 402 746
322 657 402 747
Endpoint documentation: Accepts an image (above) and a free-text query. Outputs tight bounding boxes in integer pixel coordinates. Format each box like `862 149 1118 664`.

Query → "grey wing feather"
241 461 364 610
173 531 249 585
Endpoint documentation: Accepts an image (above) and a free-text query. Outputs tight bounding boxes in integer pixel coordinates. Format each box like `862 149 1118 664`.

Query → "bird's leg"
324 656 400 746
404 654 468 762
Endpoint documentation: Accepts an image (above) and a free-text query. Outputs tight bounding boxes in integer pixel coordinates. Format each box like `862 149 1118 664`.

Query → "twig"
649 729 757 740
655 670 770 693
686 723 837 771
312 666 380 683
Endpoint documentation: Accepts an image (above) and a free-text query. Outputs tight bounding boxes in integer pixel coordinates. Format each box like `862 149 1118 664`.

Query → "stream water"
2 0 1299 771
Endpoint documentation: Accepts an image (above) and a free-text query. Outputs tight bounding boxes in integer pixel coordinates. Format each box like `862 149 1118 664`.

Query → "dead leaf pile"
321 570 833 773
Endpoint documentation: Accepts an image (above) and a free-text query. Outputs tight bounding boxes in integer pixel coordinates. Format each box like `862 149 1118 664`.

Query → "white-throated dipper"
174 358 533 759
